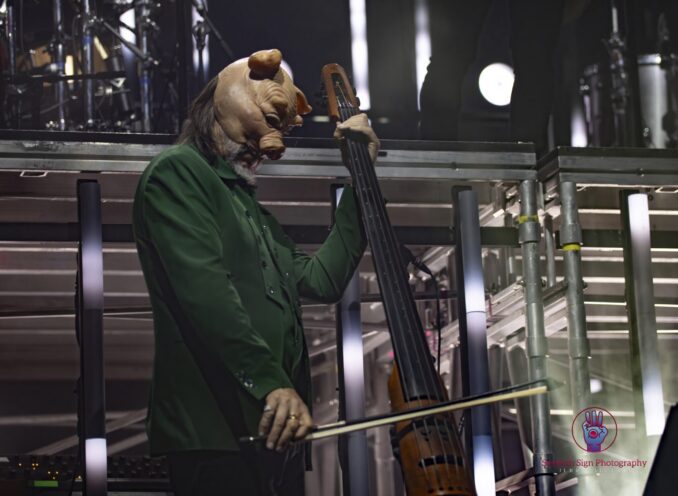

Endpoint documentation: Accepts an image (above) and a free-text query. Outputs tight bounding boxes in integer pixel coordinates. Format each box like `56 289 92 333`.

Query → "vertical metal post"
6 1 17 79
620 191 666 454
504 335 535 468
333 186 370 496
53 0 67 130
488 344 506 481
372 362 396 496
452 187 495 496
5 0 18 127
519 180 554 496
81 0 95 128
176 0 192 127
77 180 107 496
558 181 591 414
135 0 153 132
543 213 557 288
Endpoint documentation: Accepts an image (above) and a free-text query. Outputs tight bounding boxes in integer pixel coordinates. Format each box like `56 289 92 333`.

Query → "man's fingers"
334 113 380 163
266 399 290 450
294 410 314 440
276 417 299 452
336 125 373 142
258 397 279 436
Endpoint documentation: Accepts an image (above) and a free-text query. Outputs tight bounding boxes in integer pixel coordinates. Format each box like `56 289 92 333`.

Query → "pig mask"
213 49 312 169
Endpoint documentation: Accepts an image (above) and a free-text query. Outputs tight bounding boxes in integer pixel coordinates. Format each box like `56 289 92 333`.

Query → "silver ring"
263 404 273 412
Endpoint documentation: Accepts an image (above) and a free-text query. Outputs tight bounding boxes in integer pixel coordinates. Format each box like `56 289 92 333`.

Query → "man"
133 49 379 495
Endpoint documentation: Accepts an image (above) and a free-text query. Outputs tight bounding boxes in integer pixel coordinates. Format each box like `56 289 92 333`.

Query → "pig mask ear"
295 86 312 116
248 49 282 80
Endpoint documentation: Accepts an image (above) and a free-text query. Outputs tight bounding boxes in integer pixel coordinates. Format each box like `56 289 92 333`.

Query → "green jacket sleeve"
139 157 293 401
267 185 367 304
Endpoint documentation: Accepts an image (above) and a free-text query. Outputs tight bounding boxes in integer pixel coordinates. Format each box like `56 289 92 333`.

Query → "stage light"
590 378 603 394
349 0 370 109
478 63 514 107
571 103 588 147
119 9 136 45
414 0 431 110
85 438 107 494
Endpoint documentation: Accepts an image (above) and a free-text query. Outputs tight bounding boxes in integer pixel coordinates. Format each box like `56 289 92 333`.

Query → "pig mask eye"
265 113 282 129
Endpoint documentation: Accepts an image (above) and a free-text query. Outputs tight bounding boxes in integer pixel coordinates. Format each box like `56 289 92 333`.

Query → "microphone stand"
192 19 209 87
606 0 631 146
50 0 68 130
135 0 158 132
191 0 235 63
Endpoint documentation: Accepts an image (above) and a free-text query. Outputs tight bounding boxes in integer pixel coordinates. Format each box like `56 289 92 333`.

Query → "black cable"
400 245 444 374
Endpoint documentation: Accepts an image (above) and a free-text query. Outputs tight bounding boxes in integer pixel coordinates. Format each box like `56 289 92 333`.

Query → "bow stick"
240 378 557 445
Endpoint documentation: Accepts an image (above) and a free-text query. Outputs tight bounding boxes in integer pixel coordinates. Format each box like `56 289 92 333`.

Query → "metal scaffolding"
1 135 677 494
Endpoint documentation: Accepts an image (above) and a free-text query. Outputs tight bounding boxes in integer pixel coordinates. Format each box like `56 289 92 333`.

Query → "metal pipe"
81 0 95 128
558 180 595 492
558 181 591 414
504 335 534 468
372 363 396 496
453 187 495 495
620 191 665 456
488 344 506 480
176 0 192 126
52 0 67 130
504 212 518 286
135 0 154 132
543 213 557 288
519 179 554 496
76 180 107 496
6 1 17 77
334 186 370 496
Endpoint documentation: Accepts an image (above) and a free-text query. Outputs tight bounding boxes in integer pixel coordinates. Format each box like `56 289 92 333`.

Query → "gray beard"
221 135 258 186
231 161 257 186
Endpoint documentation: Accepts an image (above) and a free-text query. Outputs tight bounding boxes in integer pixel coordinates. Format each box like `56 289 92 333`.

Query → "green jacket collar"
187 143 256 192
212 155 239 181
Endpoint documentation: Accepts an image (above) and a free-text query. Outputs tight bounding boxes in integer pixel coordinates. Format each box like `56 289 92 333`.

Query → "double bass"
322 64 475 496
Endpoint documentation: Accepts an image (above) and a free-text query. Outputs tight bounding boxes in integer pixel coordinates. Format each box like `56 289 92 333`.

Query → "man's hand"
258 388 313 452
334 113 380 164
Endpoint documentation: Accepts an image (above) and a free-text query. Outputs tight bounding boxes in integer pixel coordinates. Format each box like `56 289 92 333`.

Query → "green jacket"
133 144 365 454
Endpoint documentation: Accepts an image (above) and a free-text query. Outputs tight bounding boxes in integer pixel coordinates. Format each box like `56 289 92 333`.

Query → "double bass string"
336 99 437 490
347 132 457 486
336 91 458 489
347 132 457 488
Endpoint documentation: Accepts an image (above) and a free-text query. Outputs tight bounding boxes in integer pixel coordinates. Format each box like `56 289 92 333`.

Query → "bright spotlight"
478 63 514 107
590 378 603 394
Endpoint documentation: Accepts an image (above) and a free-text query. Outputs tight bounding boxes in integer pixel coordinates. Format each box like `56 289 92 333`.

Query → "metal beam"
0 137 536 181
0 222 521 247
